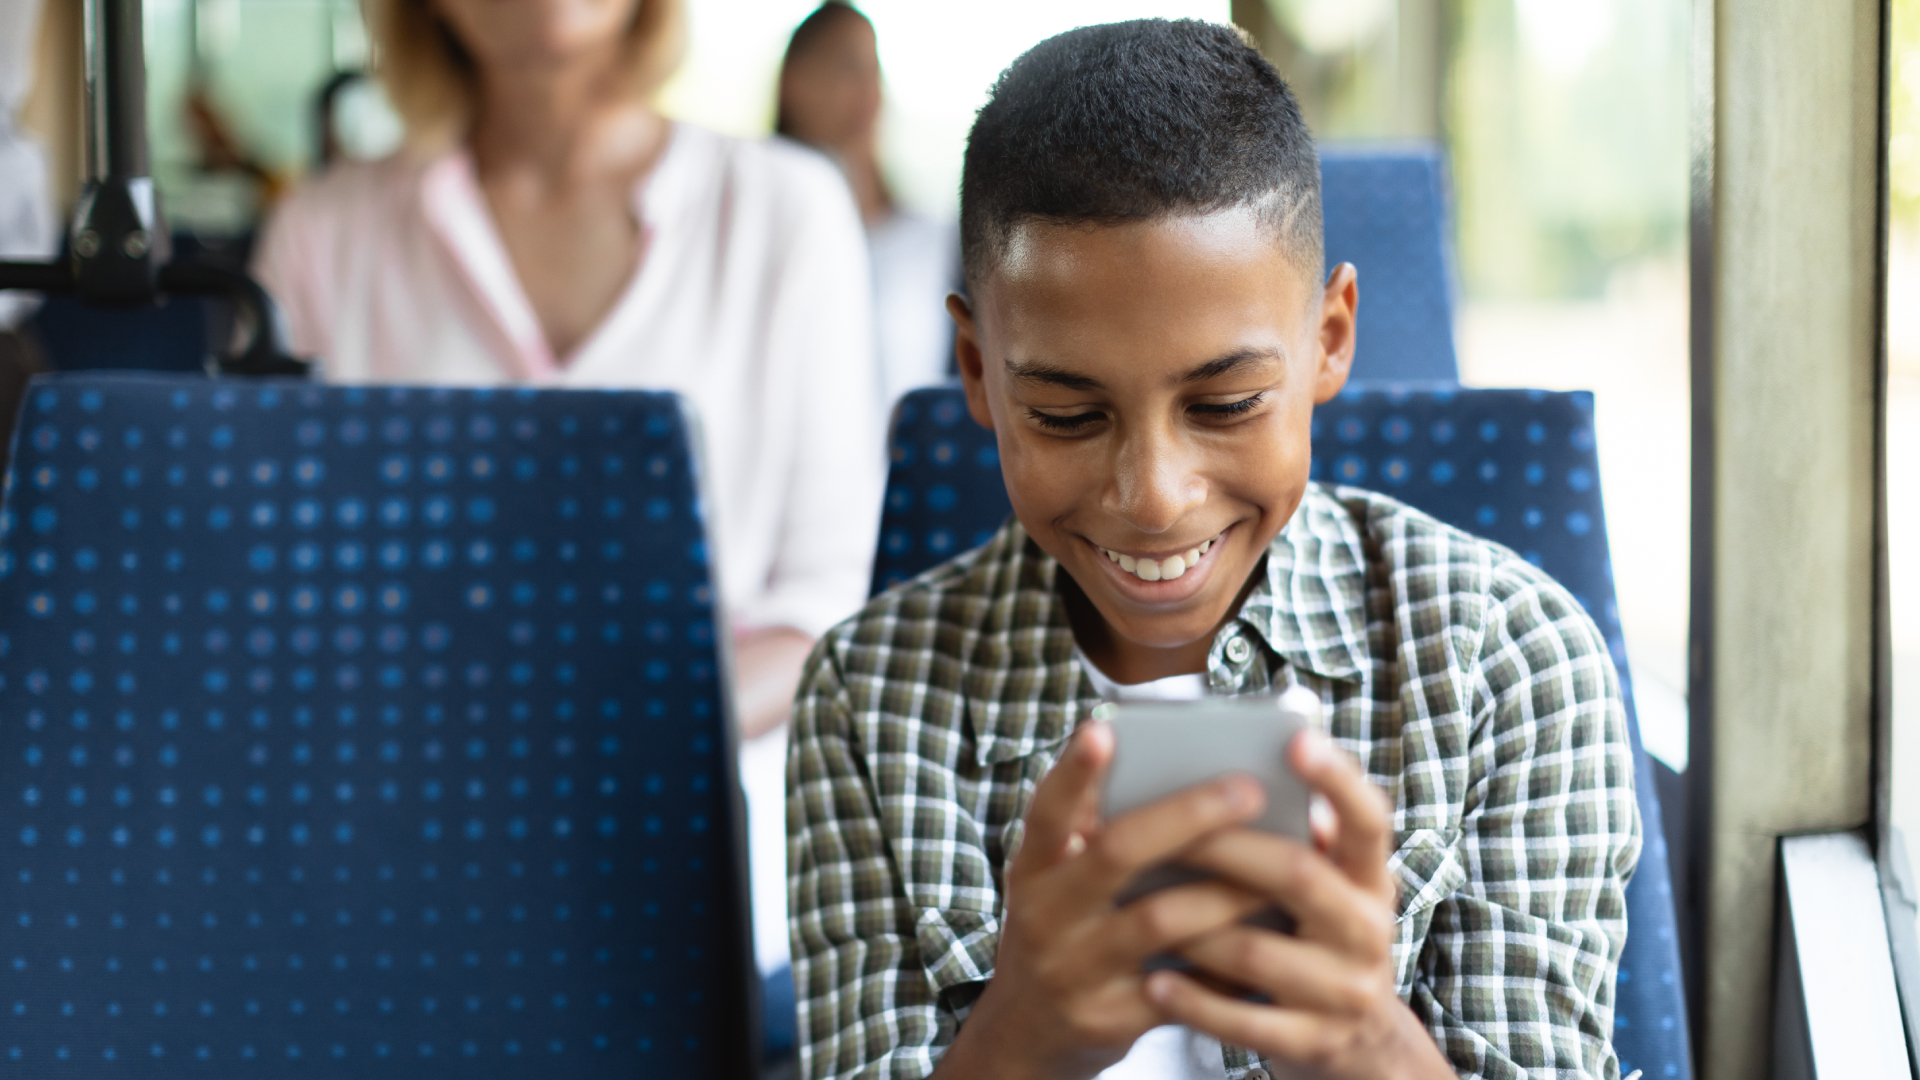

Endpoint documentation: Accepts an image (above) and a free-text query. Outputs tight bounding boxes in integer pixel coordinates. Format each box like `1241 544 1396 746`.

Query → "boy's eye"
1189 392 1267 421
1027 409 1105 432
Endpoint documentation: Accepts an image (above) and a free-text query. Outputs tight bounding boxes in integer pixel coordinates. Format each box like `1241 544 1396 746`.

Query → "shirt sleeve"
788 641 957 1080
735 151 886 640
1398 566 1643 1079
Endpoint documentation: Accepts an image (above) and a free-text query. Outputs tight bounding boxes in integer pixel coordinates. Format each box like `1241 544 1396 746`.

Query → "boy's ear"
947 292 996 431
1313 262 1359 405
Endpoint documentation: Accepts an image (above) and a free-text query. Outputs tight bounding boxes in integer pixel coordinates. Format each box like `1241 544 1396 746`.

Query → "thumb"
1010 720 1114 885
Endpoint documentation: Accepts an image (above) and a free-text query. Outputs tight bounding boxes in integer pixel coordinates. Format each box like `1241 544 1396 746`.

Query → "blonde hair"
367 0 686 149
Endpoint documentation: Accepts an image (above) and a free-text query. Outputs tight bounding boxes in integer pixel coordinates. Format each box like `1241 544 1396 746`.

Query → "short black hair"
959 19 1320 291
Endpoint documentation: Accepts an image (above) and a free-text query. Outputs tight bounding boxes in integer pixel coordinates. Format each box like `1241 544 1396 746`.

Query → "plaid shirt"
788 484 1641 1080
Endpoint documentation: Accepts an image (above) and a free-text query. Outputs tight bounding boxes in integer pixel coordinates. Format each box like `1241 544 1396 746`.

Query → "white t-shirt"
1077 651 1228 1080
866 209 958 408
255 124 888 973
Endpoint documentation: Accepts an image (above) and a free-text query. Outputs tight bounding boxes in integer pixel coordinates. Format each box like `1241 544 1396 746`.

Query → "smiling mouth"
1096 532 1222 582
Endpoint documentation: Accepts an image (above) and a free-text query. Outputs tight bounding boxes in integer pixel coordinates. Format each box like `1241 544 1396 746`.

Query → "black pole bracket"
0 0 313 380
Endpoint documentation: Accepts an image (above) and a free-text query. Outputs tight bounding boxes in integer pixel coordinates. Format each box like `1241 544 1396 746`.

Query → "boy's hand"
1144 731 1456 1079
934 720 1269 1080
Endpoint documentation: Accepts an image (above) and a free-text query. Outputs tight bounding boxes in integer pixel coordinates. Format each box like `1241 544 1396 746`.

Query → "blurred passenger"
0 0 54 333
777 1 959 408
0 0 53 476
314 71 371 170
186 89 291 208
312 71 407 171
253 0 885 983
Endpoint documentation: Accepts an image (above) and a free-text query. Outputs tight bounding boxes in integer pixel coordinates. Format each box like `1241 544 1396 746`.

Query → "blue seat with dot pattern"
1321 147 1460 383
870 383 1692 1080
0 373 759 1078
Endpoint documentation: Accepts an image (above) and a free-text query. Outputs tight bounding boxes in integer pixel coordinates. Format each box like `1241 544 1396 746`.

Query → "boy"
789 19 1638 1080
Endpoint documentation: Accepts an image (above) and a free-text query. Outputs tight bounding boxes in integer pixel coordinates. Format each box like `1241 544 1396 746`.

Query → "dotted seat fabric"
1321 147 1461 382
0 373 759 1078
870 383 1692 1080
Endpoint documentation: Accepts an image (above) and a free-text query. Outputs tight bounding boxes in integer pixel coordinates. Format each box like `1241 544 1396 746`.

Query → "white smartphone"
1099 684 1320 835
1096 685 1322 948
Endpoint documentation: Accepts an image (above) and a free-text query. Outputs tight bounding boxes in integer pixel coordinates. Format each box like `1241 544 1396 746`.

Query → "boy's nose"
1104 427 1206 535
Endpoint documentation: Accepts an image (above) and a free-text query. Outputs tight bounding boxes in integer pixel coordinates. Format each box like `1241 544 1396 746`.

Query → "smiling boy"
789 19 1639 1080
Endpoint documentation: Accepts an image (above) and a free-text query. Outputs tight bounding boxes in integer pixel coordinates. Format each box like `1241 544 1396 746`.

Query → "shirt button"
1224 637 1252 664
1246 1069 1271 1080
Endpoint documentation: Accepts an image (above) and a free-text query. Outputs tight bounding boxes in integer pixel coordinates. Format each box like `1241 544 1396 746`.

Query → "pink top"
253 123 886 641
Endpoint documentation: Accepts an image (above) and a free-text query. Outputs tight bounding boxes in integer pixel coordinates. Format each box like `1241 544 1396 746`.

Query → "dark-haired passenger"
776 2 960 406
788 20 1639 1080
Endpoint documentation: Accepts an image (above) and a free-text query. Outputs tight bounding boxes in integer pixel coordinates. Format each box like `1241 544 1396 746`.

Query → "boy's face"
953 208 1357 662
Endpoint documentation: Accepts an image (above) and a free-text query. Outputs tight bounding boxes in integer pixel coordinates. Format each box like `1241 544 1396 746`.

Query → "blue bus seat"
0 374 759 1078
27 294 210 374
869 383 1692 1079
1321 147 1460 382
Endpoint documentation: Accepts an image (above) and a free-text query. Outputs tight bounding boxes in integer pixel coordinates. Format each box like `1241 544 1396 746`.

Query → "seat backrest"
28 294 211 374
24 236 238 375
870 390 1006 597
870 383 1692 1079
1310 386 1690 1080
0 374 758 1078
1320 147 1460 382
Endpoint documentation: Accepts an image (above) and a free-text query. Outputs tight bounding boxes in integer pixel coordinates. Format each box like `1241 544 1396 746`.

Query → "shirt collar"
412 123 692 382
959 484 1369 768
959 525 1098 768
1234 484 1371 684
417 152 557 380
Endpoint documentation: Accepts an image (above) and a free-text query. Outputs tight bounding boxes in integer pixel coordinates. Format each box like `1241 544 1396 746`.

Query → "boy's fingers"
1010 721 1115 885
1182 831 1391 959
1289 730 1394 898
1067 774 1264 895
1102 880 1269 965
1144 971 1327 1058
1176 926 1388 1016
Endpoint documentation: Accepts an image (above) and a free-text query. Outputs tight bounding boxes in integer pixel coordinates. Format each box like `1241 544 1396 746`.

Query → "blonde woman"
254 0 884 984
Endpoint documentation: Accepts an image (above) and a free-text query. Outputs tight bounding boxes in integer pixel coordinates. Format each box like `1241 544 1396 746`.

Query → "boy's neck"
1060 569 1261 686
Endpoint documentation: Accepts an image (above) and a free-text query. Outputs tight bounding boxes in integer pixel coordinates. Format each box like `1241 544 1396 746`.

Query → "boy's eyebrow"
1179 347 1283 383
1004 360 1105 391
1005 347 1283 391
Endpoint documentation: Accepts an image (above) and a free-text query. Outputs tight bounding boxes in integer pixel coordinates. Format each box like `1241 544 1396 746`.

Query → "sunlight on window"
1269 0 1395 55
1448 0 1691 769
1514 0 1616 76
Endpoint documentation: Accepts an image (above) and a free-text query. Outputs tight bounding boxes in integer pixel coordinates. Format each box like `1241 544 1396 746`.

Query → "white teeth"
1097 534 1221 583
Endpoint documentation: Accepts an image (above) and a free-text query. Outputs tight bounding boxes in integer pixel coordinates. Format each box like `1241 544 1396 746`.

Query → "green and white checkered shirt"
788 484 1641 1079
